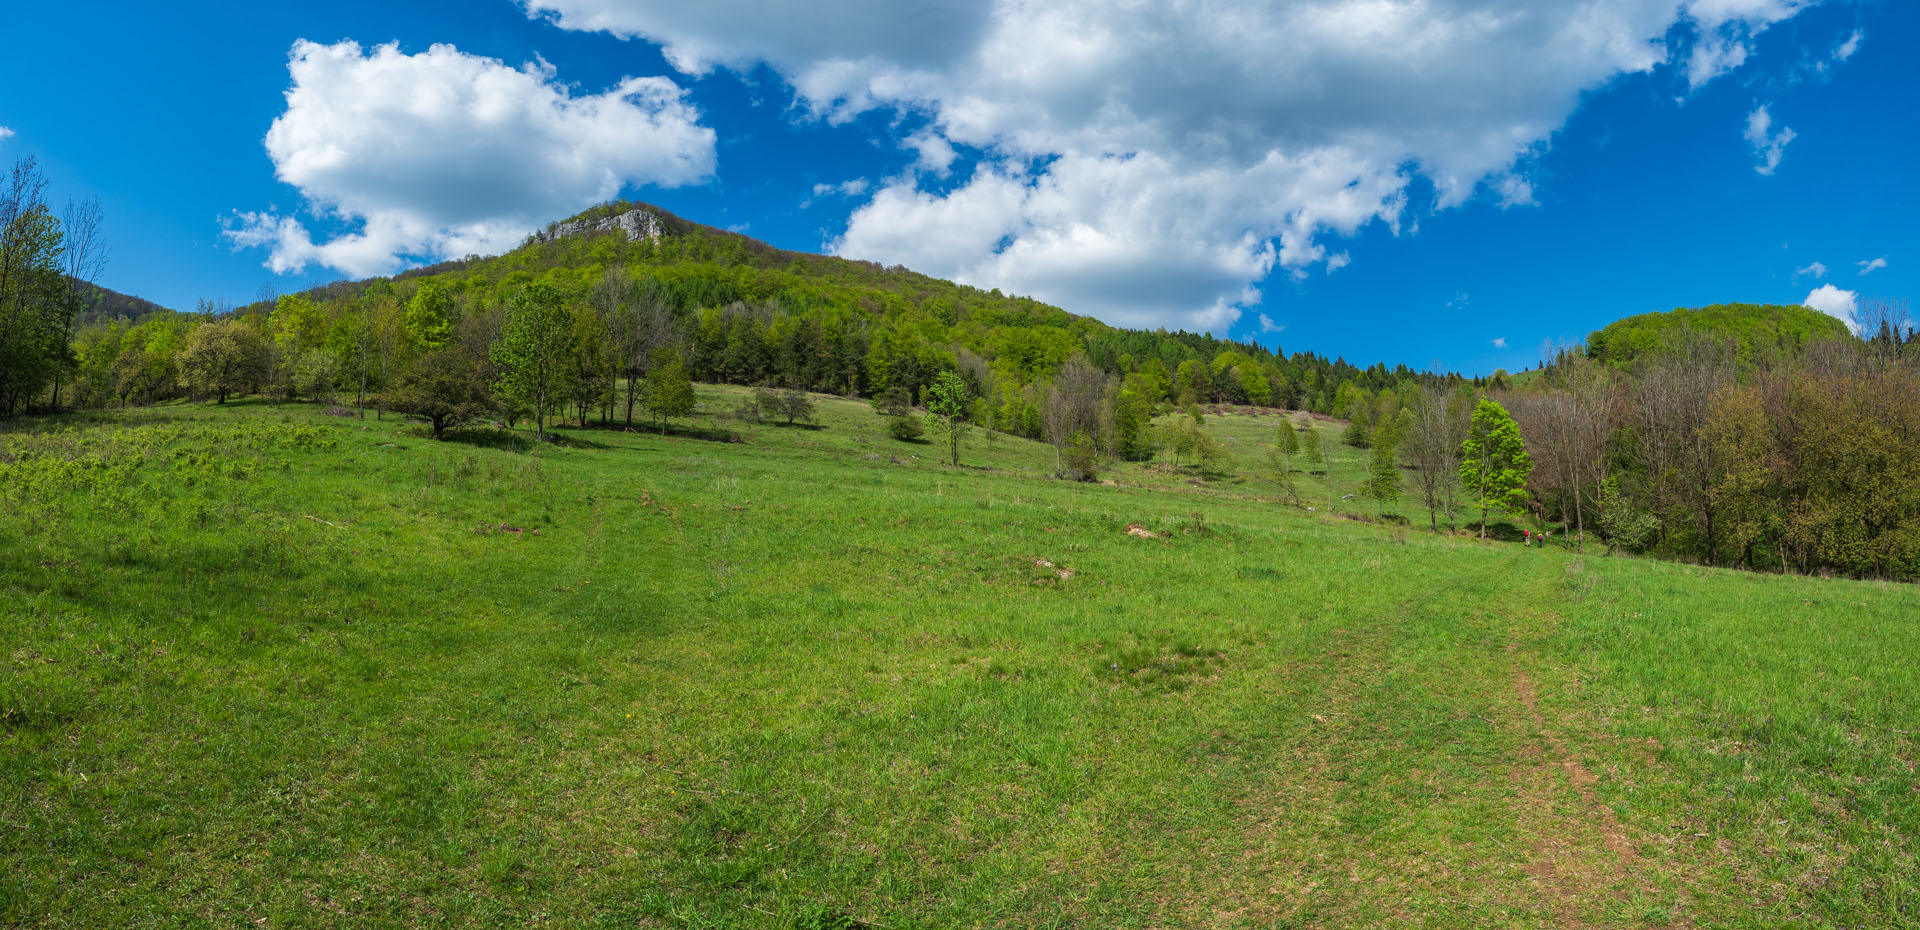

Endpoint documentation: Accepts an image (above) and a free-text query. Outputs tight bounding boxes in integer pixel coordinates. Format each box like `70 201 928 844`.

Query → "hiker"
1524 529 1531 547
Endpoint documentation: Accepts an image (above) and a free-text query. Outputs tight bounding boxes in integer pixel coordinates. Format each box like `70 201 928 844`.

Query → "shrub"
887 415 924 442
1062 430 1099 481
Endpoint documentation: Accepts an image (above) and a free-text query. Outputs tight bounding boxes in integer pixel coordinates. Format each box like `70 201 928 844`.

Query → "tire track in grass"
1170 541 1552 926
1503 559 1695 929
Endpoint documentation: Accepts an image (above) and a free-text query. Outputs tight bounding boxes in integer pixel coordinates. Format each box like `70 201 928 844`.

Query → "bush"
1062 430 1098 481
887 415 924 442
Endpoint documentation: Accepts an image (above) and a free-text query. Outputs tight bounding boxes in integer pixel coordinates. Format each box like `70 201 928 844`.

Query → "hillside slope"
3 397 1915 928
1585 302 1849 367
275 201 1470 415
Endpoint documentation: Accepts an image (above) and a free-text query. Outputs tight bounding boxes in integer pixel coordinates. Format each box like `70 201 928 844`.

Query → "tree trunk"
1573 483 1585 553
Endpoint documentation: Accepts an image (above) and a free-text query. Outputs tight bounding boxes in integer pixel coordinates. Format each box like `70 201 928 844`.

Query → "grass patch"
1 386 1916 928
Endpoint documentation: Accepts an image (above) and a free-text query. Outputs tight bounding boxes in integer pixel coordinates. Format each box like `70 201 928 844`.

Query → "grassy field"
3 387 1917 928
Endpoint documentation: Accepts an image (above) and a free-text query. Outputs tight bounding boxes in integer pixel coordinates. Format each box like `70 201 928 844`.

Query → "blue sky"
1 1 1911 374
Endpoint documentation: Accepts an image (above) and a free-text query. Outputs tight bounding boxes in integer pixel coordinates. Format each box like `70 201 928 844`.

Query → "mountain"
1584 302 1849 368
272 201 1473 416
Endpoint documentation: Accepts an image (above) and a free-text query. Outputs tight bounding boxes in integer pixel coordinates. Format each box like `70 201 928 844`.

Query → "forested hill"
1584 302 1849 368
267 200 1473 418
75 280 171 327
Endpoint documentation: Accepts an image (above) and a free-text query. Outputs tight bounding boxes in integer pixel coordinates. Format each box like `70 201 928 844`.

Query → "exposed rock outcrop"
532 208 665 246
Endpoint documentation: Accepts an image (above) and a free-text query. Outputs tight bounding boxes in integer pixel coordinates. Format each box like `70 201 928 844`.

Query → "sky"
1 0 1913 374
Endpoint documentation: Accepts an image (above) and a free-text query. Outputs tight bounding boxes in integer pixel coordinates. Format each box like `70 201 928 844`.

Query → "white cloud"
1744 105 1795 175
811 178 870 197
0 126 13 143
1856 256 1887 276
905 131 957 177
531 0 1827 332
1805 283 1860 333
1831 29 1862 63
1491 337 1508 349
1683 0 1812 88
1795 260 1827 278
226 40 715 278
1257 314 1284 335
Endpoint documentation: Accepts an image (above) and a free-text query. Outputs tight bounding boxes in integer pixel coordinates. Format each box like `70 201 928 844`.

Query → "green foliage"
641 350 696 433
1156 417 1230 473
1361 427 1402 514
1062 430 1099 482
1112 389 1153 461
404 280 455 351
924 370 971 466
491 283 576 441
1586 303 1849 369
1275 419 1299 458
385 350 491 439
1595 476 1660 553
0 158 82 418
1459 399 1533 537
179 320 271 403
886 414 925 442
1299 422 1325 471
9 397 1918 928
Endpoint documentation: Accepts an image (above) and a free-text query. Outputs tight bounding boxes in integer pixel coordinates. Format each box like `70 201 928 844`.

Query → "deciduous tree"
492 283 575 443
1460 398 1532 538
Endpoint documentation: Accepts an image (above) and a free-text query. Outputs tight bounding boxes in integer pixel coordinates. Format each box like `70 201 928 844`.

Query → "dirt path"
1506 640 1677 928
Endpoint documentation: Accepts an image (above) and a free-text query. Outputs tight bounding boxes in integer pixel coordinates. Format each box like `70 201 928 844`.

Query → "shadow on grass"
1471 520 1530 543
440 427 533 452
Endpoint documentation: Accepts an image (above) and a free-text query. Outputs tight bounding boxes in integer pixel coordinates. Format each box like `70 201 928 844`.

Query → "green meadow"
3 387 1917 928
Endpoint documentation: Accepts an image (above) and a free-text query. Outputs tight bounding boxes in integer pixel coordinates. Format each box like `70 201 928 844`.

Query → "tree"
641 348 695 433
405 280 455 352
568 303 615 425
1112 385 1154 460
1043 355 1108 478
1401 387 1471 532
1269 419 1301 503
492 283 576 443
386 350 490 439
1156 416 1229 473
872 385 912 418
924 370 972 466
0 157 81 418
774 388 815 426
1298 422 1324 473
1460 399 1533 538
270 293 328 400
1361 411 1406 516
180 319 271 403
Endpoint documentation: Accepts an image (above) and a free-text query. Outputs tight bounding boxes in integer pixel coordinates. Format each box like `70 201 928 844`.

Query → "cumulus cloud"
1795 260 1827 278
530 0 1826 332
0 126 13 143
1491 337 1508 349
1805 283 1860 333
1856 256 1887 275
226 40 715 278
1744 105 1795 175
1258 314 1284 335
905 131 957 177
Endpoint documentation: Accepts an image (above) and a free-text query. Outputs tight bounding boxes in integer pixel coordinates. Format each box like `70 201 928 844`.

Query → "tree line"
26 200 1481 434
0 158 104 418
1504 306 1920 580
